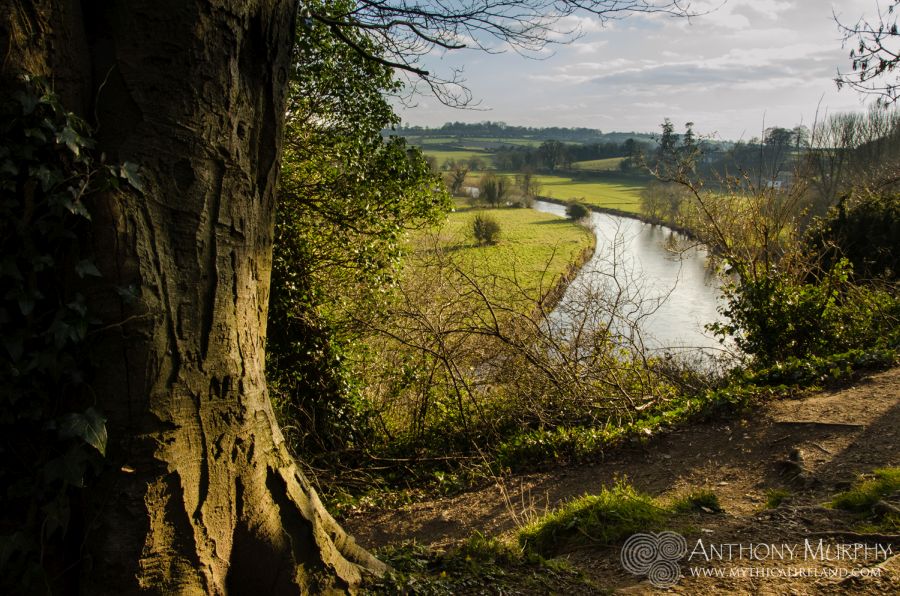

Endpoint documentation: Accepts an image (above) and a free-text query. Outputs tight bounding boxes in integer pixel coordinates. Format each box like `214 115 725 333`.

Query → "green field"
422 149 494 167
571 157 625 172
457 171 647 214
533 174 644 213
412 201 594 302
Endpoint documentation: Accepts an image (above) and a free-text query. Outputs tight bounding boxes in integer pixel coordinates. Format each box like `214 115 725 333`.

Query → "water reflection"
533 200 725 353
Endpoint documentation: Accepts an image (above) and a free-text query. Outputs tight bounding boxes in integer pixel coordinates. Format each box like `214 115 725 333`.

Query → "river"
533 200 725 354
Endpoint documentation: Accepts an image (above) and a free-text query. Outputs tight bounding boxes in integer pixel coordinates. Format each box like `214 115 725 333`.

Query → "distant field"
411 201 593 303
422 149 494 167
457 171 647 214
571 157 625 172
535 174 646 214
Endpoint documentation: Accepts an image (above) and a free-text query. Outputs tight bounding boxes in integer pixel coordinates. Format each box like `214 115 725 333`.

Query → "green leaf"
0 160 19 177
59 407 107 456
15 90 39 115
75 259 102 278
57 126 82 157
119 161 145 192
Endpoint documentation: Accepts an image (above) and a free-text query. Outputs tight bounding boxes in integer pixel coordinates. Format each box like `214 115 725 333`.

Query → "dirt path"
345 367 900 593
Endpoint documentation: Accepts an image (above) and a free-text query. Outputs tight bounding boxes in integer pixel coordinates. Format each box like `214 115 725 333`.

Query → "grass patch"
672 489 723 514
765 488 792 509
517 481 667 557
831 468 900 512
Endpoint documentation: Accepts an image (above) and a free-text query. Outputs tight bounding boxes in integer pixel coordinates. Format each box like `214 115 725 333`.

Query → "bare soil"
345 367 900 594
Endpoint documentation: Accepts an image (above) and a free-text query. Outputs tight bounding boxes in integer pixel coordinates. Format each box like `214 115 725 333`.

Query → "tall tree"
1 2 382 592
0 0 690 591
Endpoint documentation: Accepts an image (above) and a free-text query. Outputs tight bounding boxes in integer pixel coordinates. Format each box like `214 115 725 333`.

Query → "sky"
397 0 885 141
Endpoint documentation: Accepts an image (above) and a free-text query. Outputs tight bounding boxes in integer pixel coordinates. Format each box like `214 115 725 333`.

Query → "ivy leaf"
32 165 55 191
15 90 39 115
75 259 102 278
3 334 23 362
57 126 82 157
59 408 107 456
119 161 145 193
0 160 19 177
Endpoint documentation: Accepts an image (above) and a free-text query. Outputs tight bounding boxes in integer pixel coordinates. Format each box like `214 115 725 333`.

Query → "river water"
533 200 724 354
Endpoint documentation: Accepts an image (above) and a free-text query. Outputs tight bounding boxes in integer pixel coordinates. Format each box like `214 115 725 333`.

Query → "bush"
709 259 900 366
473 213 501 245
806 191 900 281
565 201 589 220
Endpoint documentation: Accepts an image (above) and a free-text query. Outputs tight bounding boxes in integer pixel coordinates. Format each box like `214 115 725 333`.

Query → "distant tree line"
396 121 658 144
493 138 651 172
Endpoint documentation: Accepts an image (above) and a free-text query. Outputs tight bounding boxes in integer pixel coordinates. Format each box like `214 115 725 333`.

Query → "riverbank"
535 194 700 241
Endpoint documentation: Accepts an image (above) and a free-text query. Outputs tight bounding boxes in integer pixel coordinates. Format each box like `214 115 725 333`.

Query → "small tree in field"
479 172 511 207
473 213 502 245
566 201 590 220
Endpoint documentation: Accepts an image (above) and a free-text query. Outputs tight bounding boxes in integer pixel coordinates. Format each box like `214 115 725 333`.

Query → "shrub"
565 201 589 220
473 213 501 245
765 488 791 509
709 259 900 366
806 191 900 281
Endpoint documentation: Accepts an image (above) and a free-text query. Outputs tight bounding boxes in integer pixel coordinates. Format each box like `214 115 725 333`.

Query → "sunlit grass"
571 157 625 171
417 202 594 303
421 148 494 167
517 481 667 556
535 174 645 213
831 468 900 512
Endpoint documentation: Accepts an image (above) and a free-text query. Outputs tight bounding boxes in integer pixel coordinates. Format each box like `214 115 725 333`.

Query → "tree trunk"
2 1 384 592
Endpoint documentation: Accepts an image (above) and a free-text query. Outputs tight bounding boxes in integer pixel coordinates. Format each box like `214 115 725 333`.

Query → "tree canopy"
268 1 449 454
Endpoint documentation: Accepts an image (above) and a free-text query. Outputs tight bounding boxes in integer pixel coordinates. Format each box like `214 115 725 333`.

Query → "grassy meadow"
409 199 594 303
533 174 644 213
571 157 626 171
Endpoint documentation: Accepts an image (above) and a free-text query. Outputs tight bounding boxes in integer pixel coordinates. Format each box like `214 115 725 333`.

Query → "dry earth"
345 367 900 594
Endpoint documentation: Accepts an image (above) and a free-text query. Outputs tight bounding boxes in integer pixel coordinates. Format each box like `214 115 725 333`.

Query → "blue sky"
397 0 884 141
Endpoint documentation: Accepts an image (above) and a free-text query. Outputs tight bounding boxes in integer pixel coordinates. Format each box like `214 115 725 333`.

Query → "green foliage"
477 172 511 207
831 468 900 513
709 259 900 366
672 489 723 513
517 481 667 557
565 201 589 220
472 213 502 245
806 191 900 281
0 77 137 591
267 1 449 455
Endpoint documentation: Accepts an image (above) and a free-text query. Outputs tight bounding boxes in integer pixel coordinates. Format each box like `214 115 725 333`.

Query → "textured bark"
2 1 384 593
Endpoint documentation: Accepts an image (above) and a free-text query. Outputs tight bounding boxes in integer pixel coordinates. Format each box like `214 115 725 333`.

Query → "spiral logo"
620 532 687 588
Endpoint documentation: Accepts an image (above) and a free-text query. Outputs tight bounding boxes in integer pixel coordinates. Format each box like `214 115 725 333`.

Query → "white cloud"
401 1 880 139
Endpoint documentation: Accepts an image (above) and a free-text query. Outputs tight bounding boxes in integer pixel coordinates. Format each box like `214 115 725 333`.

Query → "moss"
672 489 723 513
831 468 900 512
